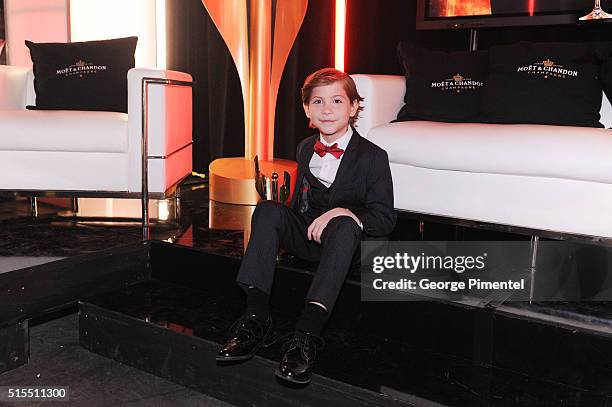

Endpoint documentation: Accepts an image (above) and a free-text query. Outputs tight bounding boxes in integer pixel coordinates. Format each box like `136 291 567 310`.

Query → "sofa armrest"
127 68 193 193
0 65 32 110
350 74 405 138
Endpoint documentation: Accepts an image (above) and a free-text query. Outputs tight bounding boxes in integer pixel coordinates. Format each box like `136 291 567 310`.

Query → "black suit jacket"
290 128 397 237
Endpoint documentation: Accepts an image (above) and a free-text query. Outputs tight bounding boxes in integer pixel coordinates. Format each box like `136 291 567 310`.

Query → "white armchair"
0 65 193 237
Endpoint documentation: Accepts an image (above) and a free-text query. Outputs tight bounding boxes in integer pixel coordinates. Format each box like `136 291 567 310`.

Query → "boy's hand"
307 208 361 244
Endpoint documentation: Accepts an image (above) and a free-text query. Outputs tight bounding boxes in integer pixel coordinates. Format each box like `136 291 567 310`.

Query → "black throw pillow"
396 43 489 123
482 41 608 127
26 37 138 113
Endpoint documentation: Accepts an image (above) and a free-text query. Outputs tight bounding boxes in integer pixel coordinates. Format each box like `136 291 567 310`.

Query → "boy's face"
303 82 359 140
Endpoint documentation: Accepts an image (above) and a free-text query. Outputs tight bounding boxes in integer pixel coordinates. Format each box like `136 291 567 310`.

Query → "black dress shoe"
216 313 272 362
275 331 324 384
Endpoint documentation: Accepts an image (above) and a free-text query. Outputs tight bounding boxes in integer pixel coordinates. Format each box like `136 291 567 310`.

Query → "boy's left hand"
307 208 361 244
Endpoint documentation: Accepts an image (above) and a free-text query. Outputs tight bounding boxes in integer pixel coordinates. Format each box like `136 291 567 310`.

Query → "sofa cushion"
369 121 612 184
0 110 128 153
396 43 488 123
482 41 608 127
25 37 137 113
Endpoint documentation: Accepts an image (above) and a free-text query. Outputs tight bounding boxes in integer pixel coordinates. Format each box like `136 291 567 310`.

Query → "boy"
217 68 396 384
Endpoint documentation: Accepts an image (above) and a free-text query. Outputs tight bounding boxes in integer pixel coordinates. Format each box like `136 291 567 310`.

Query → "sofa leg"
71 197 79 215
174 188 181 221
529 235 540 303
28 197 38 218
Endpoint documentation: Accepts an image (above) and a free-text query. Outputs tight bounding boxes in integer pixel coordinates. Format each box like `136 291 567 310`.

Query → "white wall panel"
5 0 69 66
70 0 162 68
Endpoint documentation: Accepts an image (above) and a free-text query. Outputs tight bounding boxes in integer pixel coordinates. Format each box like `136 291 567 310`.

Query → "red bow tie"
314 140 344 159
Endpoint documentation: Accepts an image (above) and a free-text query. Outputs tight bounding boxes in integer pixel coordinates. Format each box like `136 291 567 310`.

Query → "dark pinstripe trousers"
236 200 362 311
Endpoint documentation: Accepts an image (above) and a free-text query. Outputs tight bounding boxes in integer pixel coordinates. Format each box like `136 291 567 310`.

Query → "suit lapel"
330 130 360 202
291 135 317 209
300 136 317 167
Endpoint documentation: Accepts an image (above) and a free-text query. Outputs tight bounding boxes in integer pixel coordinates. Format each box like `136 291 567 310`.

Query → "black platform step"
0 242 150 375
78 243 612 407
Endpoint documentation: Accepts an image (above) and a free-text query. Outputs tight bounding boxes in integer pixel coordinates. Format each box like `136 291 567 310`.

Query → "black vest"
302 166 333 224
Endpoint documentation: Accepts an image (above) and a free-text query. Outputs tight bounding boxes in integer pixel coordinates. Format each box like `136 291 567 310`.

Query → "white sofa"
0 65 193 196
353 74 612 239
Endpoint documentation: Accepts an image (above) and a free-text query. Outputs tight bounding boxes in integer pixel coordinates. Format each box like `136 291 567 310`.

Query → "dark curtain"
478 20 612 47
166 0 244 173
345 0 470 75
273 0 335 161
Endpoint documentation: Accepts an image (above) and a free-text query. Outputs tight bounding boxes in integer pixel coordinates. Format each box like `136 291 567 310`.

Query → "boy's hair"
301 68 364 127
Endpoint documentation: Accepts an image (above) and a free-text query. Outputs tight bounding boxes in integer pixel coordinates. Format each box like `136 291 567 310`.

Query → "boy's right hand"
307 208 361 244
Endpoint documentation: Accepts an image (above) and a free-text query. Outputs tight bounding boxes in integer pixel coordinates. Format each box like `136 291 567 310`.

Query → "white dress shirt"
308 127 353 188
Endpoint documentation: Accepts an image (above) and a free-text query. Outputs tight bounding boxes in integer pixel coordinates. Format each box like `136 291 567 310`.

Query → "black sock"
245 286 270 320
295 302 329 337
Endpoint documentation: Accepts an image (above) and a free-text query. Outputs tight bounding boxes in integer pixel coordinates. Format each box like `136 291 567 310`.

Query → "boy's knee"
324 216 362 242
253 200 284 223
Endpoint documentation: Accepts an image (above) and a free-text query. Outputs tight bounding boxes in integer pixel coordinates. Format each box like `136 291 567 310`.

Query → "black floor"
0 312 233 407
